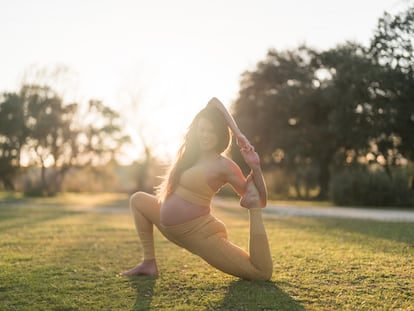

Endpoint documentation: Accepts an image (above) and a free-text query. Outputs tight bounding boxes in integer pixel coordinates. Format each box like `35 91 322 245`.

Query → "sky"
0 0 407 162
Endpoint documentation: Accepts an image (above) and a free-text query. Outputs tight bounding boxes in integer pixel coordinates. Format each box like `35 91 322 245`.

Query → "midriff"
160 193 211 226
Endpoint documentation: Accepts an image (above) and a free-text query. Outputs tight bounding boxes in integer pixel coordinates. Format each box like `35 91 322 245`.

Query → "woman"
122 97 273 281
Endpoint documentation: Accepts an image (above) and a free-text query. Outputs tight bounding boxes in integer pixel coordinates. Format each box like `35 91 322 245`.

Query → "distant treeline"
1 6 414 206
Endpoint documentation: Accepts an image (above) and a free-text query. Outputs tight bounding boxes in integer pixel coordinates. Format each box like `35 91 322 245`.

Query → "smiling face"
197 118 219 152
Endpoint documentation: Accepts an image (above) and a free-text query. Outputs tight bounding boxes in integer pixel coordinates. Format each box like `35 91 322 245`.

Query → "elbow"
207 97 220 108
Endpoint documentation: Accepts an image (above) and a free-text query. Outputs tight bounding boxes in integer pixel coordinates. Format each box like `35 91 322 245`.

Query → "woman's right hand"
240 146 260 167
236 134 253 151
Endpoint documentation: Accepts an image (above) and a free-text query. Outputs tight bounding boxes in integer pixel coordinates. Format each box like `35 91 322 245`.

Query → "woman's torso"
160 156 226 226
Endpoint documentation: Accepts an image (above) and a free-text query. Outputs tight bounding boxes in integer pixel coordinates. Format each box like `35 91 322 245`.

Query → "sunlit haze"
0 0 403 163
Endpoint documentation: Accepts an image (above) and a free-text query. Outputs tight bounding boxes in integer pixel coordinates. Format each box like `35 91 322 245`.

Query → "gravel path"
212 198 414 222
263 204 414 222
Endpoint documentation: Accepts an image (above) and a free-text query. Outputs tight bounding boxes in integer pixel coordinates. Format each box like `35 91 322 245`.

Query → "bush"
330 169 414 207
23 178 52 197
22 169 59 197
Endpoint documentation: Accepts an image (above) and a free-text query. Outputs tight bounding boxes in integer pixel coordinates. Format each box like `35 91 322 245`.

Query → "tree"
232 44 384 198
0 92 29 189
80 99 131 165
118 87 162 192
369 5 414 167
0 82 131 195
19 84 79 194
232 7 414 200
370 6 414 74
233 46 323 198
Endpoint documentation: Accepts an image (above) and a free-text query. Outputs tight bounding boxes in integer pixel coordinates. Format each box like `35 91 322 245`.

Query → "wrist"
234 129 243 137
250 164 262 171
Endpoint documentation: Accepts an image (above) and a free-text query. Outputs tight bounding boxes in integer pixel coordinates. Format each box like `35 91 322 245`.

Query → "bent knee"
130 191 147 210
129 191 159 213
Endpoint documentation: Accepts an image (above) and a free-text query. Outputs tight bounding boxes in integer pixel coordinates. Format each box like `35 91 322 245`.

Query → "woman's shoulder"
216 154 245 189
217 155 241 173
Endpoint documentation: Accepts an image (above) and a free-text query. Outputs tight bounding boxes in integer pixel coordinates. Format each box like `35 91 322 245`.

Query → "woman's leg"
122 191 162 276
175 180 273 280
165 208 273 281
197 209 272 281
246 208 273 279
240 178 273 279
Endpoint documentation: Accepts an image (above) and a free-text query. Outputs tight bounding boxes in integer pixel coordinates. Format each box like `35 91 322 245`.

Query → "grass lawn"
0 193 413 310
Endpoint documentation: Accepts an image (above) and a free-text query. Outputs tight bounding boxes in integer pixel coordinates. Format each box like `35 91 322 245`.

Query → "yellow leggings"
130 191 273 281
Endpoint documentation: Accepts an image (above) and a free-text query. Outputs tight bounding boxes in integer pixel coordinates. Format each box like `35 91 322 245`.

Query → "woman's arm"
207 97 252 150
241 148 267 207
224 150 267 208
208 97 267 207
207 97 240 136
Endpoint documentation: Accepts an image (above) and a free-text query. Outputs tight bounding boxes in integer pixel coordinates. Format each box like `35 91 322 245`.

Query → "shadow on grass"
0 205 83 233
128 276 157 311
320 218 414 245
282 217 414 246
216 279 305 311
216 202 414 246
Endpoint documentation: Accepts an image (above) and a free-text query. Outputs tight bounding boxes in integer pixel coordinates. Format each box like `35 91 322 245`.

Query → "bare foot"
240 177 261 209
121 259 158 276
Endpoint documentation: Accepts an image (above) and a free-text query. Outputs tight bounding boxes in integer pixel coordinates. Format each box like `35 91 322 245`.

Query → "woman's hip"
159 214 227 245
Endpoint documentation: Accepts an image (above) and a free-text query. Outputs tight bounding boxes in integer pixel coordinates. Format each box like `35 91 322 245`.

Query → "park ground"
0 192 413 310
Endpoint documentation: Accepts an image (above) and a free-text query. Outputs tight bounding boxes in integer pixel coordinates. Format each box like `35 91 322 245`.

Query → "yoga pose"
122 97 273 281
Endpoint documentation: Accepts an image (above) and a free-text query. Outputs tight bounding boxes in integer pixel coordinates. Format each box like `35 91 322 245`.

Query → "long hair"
157 106 231 202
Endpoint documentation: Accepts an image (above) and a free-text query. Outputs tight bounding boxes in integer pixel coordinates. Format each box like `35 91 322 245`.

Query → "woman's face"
197 118 218 152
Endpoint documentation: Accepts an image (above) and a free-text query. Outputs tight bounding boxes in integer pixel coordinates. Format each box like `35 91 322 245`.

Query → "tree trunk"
293 177 302 199
2 177 15 191
317 159 331 199
41 164 48 195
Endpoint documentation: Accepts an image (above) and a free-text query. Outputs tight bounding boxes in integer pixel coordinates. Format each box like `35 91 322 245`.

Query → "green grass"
0 191 128 207
0 194 413 310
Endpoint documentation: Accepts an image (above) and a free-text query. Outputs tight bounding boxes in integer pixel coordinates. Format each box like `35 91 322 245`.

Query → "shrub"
330 169 414 207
